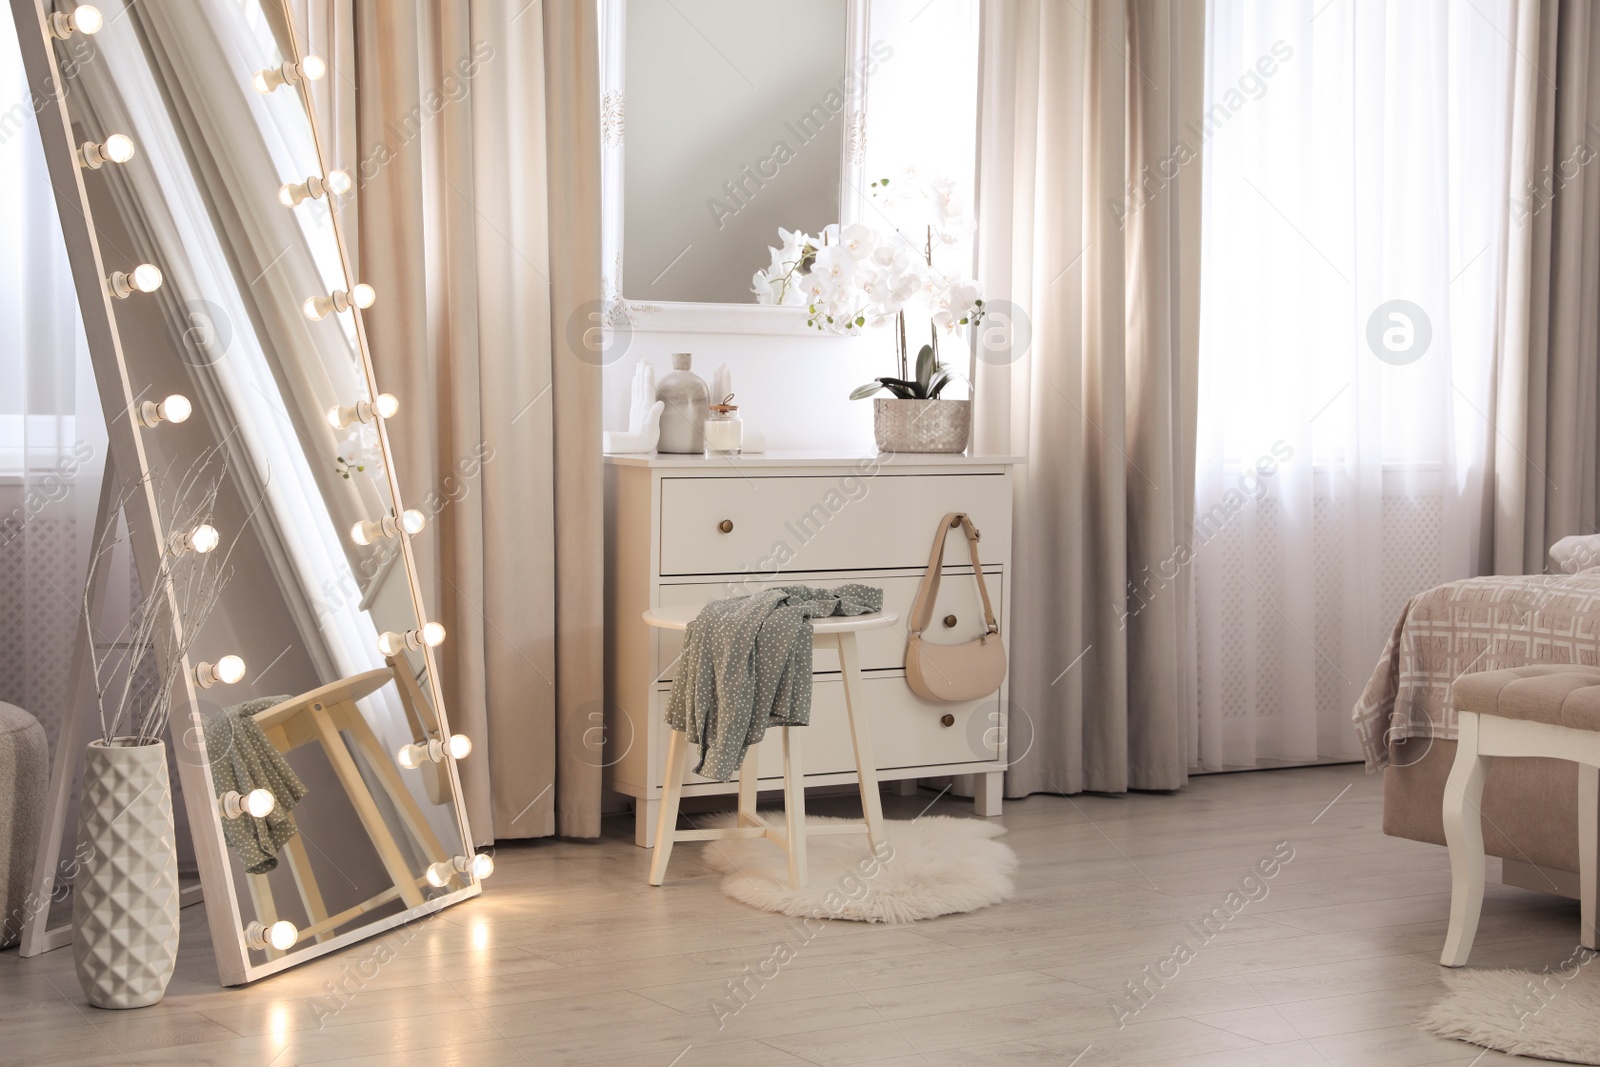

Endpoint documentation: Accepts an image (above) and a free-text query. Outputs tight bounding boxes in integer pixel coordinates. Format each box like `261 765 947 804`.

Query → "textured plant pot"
874 398 971 453
73 738 180 1009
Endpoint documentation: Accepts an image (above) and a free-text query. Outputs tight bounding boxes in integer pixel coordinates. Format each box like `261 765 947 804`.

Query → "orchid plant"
752 170 985 401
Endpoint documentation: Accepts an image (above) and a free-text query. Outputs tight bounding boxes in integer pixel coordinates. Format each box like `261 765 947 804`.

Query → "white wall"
603 325 888 452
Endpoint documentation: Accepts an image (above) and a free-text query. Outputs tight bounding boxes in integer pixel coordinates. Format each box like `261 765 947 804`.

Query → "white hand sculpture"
603 362 664 453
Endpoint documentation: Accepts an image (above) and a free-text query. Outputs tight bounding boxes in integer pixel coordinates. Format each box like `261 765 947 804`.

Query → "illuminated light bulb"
426 853 493 888
169 523 219 556
352 510 425 546
49 4 103 39
299 54 327 81
220 788 276 819
397 733 471 769
194 654 246 688
251 69 274 94
350 519 378 546
350 283 376 309
327 392 397 429
422 621 446 647
377 624 443 656
374 393 399 418
401 510 426 535
138 393 191 428
245 919 298 951
254 56 328 94
377 630 407 657
304 286 371 320
278 169 353 208
78 133 133 169
107 263 162 299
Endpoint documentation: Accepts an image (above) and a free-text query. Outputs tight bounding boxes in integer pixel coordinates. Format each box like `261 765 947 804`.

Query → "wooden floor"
1 763 1583 1066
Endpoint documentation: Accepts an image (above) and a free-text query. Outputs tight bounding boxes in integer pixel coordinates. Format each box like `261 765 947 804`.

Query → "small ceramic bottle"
655 352 709 453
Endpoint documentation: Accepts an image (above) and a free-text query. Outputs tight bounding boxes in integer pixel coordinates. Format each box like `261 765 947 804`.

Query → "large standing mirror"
601 0 873 323
15 0 480 984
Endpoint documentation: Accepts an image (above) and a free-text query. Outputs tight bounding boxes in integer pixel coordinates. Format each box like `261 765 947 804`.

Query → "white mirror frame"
598 0 872 335
9 0 480 986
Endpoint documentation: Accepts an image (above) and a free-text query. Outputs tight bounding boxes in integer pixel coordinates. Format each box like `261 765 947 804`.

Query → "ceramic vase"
72 737 180 1009
874 398 971 453
656 352 709 453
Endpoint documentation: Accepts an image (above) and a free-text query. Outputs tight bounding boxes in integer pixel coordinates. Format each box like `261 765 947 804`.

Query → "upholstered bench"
0 702 48 950
1442 665 1600 966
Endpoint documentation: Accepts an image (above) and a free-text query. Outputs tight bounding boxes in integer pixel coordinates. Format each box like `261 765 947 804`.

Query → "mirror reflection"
620 0 848 304
50 0 475 965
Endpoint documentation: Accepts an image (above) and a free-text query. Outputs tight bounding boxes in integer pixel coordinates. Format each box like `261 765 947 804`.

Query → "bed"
1354 538 1600 898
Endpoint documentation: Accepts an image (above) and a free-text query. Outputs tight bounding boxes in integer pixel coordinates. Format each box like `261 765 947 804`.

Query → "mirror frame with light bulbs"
9 0 483 985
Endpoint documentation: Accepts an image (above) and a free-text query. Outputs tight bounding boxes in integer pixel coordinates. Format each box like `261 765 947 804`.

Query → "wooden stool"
246 668 453 955
643 604 897 889
1442 664 1600 966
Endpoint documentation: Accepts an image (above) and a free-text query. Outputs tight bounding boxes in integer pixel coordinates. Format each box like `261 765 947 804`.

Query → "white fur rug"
697 813 1016 923
1421 957 1600 1064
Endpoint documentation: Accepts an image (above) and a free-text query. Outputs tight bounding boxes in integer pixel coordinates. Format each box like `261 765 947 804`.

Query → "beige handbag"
905 512 1007 702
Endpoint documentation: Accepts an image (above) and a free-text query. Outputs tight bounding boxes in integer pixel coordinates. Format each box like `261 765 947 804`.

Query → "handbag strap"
908 512 999 637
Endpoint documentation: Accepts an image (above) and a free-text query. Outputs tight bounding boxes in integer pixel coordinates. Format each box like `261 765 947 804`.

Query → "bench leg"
1442 712 1491 967
1581 763 1598 951
737 744 761 827
782 726 807 890
649 729 690 886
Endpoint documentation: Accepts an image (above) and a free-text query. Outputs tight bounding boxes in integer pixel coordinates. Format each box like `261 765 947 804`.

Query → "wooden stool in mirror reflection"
643 604 896 890
245 667 451 958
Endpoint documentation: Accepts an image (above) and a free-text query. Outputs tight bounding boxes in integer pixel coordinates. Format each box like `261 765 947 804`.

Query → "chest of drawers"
603 452 1017 846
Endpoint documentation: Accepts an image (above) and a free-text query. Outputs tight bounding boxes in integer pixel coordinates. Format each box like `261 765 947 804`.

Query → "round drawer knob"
943 614 958 628
717 519 734 533
940 713 956 728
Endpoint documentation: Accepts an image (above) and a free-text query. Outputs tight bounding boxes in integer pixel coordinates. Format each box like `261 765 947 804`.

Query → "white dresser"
603 451 1017 846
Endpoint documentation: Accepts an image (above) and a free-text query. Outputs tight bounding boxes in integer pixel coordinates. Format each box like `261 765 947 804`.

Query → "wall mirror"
600 0 872 330
12 0 481 984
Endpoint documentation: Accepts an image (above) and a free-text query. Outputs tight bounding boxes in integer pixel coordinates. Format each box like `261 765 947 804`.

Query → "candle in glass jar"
703 399 742 456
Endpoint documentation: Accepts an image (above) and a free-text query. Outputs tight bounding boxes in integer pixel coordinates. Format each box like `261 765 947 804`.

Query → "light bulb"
425 860 453 888
401 510 426 535
221 788 276 819
324 169 352 195
132 263 163 292
300 54 327 80
276 183 298 208
194 654 244 688
244 788 275 818
446 733 472 759
303 295 329 320
351 283 376 309
79 134 133 169
397 743 425 770
422 621 446 647
427 854 492 888
49 4 102 38
470 853 494 880
377 631 407 657
139 393 191 428
350 520 375 546
245 919 298 951
251 69 273 93
189 524 220 553
375 393 399 418
398 733 470 769
108 263 162 299
216 654 246 684
103 133 134 163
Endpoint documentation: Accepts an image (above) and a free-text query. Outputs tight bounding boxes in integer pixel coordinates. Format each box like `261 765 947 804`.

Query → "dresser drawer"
654 570 1004 680
656 675 1002 788
658 473 1010 576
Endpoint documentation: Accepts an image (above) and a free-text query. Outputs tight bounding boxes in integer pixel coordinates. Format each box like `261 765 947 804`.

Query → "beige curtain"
341 0 603 839
974 0 1203 794
1492 0 1600 575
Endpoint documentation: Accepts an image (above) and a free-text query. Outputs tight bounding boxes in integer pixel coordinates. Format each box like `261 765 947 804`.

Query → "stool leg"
1580 762 1598 951
649 728 691 886
1442 713 1491 967
838 632 885 852
782 726 807 889
738 744 760 827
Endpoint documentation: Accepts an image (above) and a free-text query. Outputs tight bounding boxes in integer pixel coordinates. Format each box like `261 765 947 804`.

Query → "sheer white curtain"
1193 0 1516 768
0 13 107 757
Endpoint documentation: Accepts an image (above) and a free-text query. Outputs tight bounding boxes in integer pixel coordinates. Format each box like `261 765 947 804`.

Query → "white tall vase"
72 738 180 1009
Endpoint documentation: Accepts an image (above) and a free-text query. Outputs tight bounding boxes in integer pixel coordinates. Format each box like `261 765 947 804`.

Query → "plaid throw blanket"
1353 571 1600 768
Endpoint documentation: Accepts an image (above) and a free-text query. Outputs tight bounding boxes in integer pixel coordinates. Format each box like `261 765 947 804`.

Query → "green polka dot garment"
203 697 310 875
665 583 883 782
